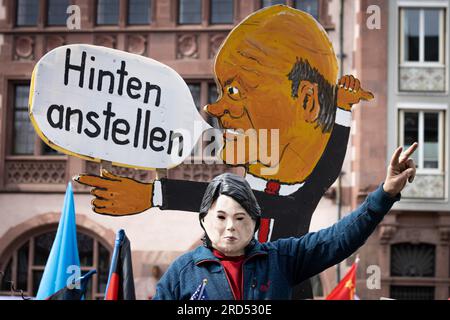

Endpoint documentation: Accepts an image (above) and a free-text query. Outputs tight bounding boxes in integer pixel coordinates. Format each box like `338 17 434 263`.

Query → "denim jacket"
153 184 399 300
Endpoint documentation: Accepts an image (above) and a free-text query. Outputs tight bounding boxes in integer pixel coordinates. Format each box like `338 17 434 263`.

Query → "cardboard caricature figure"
73 6 374 299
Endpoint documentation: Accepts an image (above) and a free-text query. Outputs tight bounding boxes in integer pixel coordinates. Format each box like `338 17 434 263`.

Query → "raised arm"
275 185 397 285
277 143 417 285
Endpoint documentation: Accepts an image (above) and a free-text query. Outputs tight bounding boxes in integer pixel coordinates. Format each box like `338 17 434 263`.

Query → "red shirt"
213 249 246 300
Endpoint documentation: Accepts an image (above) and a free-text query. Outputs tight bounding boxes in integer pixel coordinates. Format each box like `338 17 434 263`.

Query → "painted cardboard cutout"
73 5 374 298
75 5 373 214
210 6 371 183
29 44 211 169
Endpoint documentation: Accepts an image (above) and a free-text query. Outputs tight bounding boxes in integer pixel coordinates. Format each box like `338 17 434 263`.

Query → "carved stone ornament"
379 225 397 242
439 227 450 243
404 228 422 244
209 34 226 59
6 160 66 184
95 35 117 49
177 34 198 59
127 35 147 55
14 36 34 60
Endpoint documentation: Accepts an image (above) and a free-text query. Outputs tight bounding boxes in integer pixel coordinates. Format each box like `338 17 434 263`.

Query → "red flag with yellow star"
325 258 359 300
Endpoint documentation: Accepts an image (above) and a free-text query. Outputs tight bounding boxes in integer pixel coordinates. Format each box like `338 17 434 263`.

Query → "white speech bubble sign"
29 44 212 169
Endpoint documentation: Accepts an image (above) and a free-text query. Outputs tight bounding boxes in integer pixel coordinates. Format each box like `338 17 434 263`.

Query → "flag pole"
105 229 124 297
198 278 208 298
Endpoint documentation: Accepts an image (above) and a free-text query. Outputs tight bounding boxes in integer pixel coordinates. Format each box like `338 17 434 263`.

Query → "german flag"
105 229 136 300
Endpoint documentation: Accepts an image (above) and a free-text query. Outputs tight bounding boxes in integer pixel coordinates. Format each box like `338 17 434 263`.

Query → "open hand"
383 143 418 197
73 169 153 216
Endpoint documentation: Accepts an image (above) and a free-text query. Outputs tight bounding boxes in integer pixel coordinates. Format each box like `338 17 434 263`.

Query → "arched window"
390 243 436 300
391 243 435 277
0 226 112 299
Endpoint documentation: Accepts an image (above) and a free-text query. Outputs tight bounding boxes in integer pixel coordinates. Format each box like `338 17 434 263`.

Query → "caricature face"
202 195 256 257
209 53 327 176
205 6 339 184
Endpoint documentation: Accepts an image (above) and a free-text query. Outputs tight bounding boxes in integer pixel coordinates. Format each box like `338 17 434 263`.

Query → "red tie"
258 218 271 243
264 180 280 195
260 181 279 243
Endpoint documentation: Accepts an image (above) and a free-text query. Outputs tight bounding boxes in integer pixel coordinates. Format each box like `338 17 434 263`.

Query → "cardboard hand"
336 75 374 111
383 142 418 197
73 169 153 216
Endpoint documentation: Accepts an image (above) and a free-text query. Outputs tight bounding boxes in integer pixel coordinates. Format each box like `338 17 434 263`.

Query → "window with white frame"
399 109 445 172
399 7 446 92
398 108 446 199
400 8 445 64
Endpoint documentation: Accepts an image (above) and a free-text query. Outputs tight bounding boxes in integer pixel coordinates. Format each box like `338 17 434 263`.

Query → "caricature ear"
298 81 320 123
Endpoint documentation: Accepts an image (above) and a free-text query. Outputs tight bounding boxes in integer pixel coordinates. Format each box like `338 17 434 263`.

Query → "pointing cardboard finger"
358 89 374 101
74 174 118 189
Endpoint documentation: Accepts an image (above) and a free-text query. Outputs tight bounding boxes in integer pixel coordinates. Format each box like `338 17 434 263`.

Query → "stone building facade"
353 0 450 300
1 0 448 300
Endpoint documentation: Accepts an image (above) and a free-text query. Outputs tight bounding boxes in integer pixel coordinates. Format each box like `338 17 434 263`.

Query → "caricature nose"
205 102 244 119
204 103 225 117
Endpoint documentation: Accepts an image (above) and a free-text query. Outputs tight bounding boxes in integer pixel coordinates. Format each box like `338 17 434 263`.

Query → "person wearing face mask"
152 143 417 300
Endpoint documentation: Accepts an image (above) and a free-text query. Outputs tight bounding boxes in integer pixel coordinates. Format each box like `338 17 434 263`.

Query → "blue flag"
36 182 80 299
47 269 97 300
190 279 208 300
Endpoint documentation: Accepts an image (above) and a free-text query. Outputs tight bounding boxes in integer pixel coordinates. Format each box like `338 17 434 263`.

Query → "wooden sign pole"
155 168 167 180
100 160 113 176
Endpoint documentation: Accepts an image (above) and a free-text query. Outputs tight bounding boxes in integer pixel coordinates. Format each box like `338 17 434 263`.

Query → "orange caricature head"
205 5 340 184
